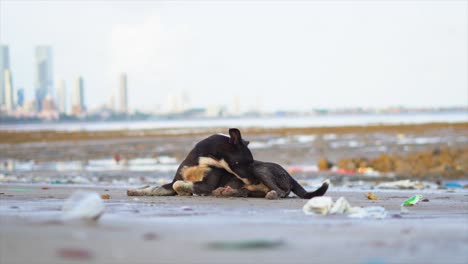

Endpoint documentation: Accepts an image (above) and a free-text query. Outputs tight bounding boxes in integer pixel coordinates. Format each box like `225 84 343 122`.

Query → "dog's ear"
229 128 243 145
242 140 250 146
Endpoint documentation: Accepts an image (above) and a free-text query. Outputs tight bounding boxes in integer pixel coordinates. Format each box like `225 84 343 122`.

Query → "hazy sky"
1 0 467 112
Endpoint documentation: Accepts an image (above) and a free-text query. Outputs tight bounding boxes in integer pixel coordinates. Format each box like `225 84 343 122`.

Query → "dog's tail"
290 178 329 199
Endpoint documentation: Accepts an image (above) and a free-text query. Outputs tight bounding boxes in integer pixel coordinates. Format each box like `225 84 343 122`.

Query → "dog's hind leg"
173 181 194 196
127 184 176 196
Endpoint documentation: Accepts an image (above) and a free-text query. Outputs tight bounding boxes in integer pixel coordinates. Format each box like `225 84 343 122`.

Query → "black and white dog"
127 128 257 196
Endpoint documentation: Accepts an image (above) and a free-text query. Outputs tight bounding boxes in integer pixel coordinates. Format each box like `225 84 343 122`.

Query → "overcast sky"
1 0 467 112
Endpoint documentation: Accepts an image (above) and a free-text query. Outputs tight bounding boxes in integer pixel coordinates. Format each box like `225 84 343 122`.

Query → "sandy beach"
1 184 467 264
1 123 468 264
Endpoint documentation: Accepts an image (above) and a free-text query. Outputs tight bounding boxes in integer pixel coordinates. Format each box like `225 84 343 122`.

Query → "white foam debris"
62 191 105 221
303 196 387 219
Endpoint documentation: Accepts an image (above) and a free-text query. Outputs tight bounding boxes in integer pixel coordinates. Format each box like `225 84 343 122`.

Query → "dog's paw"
265 190 279 200
212 187 225 197
173 181 193 196
127 185 151 196
220 186 239 196
212 186 240 197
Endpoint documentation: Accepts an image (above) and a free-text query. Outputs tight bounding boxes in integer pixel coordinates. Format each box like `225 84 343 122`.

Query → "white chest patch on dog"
198 157 251 185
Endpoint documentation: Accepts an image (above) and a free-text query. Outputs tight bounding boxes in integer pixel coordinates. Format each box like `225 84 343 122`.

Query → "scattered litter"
302 196 333 215
57 248 93 260
207 239 284 250
422 198 430 202
114 153 121 164
391 214 403 219
329 197 354 214
443 182 462 188
366 192 379 200
62 191 105 221
376 180 425 190
303 196 387 219
357 167 380 176
348 206 387 219
6 188 30 192
401 195 423 207
100 194 110 199
181 206 193 211
41 187 50 190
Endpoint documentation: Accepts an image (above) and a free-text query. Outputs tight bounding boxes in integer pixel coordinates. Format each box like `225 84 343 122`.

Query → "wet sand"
1 184 467 264
1 123 467 263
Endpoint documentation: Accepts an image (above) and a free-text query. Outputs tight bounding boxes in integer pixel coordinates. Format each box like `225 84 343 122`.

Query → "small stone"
143 232 159 241
318 157 333 171
57 248 93 260
366 192 379 200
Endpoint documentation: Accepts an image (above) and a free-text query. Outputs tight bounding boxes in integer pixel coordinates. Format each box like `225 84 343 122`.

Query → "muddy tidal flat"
1 122 468 264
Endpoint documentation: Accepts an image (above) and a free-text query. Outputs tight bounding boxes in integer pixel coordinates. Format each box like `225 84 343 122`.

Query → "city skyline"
34 45 53 112
0 45 9 106
0 1 467 112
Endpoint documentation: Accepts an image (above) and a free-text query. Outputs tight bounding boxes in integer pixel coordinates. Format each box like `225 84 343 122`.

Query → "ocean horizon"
0 111 467 132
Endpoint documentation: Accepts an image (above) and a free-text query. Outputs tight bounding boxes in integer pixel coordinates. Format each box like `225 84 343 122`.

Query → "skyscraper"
118 73 128 114
16 88 24 107
35 46 53 111
0 45 10 106
4 69 14 111
56 79 67 114
72 76 85 115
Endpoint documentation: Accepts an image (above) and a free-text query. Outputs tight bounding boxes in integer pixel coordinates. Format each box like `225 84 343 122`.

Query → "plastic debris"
348 206 387 219
62 191 105 221
329 197 354 214
376 180 425 190
303 196 387 219
302 196 333 215
100 194 110 199
443 182 462 188
207 239 284 250
357 167 380 176
401 195 423 207
6 188 30 192
366 192 379 200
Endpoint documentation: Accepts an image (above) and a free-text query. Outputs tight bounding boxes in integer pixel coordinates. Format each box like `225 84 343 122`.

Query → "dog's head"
222 128 254 181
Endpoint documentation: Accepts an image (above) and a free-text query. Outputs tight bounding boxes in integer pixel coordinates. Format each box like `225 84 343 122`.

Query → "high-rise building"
16 88 24 107
118 73 128 114
35 46 53 111
56 79 67 114
4 69 14 111
0 45 10 106
72 76 85 115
